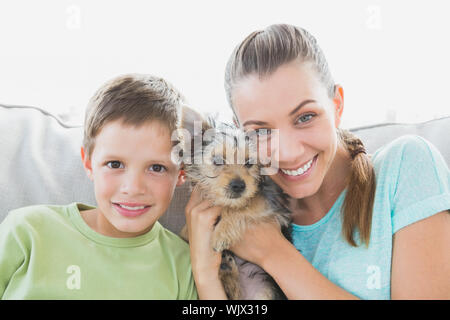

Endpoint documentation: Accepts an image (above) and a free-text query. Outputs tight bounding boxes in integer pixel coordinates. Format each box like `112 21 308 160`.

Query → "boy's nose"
121 172 146 195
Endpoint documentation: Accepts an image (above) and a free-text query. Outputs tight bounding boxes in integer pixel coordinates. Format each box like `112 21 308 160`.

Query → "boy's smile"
112 202 152 218
81 119 184 238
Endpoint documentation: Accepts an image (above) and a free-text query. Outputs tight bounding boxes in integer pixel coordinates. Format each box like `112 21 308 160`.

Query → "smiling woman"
226 26 376 246
185 23 450 300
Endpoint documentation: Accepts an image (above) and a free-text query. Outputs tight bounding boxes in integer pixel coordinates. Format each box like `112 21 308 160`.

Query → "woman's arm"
230 221 359 300
184 187 228 300
232 211 450 300
391 211 450 299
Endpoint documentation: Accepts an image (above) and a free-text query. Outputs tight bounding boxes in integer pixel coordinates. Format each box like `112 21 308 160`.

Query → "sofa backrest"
351 118 450 166
0 104 188 234
1 103 449 234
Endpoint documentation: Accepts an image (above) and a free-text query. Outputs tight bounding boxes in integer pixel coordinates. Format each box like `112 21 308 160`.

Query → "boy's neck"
80 208 154 238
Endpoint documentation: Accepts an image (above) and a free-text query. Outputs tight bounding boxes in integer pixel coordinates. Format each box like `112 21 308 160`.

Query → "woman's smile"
278 154 318 182
280 154 317 175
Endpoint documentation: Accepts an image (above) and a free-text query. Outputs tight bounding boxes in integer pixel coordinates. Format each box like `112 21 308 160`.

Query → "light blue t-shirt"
291 135 450 299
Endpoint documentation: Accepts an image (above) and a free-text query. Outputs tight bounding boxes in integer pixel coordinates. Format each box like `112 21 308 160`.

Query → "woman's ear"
333 84 344 128
80 147 94 181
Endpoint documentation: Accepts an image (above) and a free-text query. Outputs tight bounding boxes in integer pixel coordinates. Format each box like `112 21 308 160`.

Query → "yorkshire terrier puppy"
178 107 292 300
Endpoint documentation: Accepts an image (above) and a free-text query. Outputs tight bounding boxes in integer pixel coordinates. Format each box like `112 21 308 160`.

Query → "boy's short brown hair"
83 74 184 159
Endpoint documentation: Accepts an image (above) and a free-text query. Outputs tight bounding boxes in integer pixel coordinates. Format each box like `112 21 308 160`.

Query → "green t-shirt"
0 203 198 300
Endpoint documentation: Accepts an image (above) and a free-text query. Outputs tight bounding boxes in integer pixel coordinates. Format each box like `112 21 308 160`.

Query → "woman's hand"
230 219 288 267
230 219 359 300
185 186 227 299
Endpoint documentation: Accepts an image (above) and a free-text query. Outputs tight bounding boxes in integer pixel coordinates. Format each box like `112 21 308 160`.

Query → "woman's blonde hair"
224 24 376 247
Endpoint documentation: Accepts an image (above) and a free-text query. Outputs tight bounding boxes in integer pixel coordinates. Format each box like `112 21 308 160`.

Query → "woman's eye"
107 161 123 169
296 113 315 124
150 164 166 173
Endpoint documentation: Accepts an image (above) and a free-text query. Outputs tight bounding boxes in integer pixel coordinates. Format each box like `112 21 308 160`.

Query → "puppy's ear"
180 105 212 137
180 105 215 166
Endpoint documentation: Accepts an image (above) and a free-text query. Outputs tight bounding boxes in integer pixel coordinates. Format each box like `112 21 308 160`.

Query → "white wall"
1 0 449 128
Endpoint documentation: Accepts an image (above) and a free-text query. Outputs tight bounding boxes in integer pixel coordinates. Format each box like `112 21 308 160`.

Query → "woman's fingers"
186 185 221 227
185 185 200 215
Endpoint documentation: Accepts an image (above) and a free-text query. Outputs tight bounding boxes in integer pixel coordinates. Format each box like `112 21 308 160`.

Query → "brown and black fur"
179 107 292 300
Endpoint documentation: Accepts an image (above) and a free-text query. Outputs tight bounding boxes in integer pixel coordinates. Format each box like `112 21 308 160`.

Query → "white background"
1 0 449 128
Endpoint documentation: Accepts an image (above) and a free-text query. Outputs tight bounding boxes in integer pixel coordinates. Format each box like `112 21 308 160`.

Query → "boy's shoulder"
157 224 190 252
155 224 193 265
3 203 77 230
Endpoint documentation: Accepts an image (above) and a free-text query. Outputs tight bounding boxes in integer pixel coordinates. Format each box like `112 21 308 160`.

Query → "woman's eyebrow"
242 120 268 127
288 99 317 116
242 99 317 127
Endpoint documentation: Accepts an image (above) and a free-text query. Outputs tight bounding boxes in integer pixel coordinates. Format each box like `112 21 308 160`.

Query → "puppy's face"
184 127 261 209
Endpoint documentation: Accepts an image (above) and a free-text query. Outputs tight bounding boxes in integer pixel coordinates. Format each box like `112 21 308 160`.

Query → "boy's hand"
185 186 225 296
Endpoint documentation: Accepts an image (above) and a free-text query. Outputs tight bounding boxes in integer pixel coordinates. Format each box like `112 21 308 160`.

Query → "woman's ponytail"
338 128 376 247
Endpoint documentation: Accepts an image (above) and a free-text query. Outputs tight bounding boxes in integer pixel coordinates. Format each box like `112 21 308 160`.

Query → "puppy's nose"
229 179 246 194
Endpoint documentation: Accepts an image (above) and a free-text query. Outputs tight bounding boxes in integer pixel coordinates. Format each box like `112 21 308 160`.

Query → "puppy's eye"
255 128 272 137
212 156 224 166
244 159 253 168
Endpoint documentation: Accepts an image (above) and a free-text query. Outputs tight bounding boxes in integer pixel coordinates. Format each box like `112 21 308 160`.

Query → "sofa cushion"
1 103 449 233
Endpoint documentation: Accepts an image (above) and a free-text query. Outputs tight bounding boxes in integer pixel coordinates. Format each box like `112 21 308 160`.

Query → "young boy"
0 74 198 299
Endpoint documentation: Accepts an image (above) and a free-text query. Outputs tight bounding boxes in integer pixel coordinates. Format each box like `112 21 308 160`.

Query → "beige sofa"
1 103 449 234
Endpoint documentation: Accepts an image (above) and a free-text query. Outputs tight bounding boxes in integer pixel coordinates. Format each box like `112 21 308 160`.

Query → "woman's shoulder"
371 134 446 171
369 134 450 203
369 136 450 235
372 134 433 159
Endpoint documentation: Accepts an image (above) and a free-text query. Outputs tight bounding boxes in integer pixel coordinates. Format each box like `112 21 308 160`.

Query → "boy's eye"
149 164 166 173
107 161 123 169
296 113 315 124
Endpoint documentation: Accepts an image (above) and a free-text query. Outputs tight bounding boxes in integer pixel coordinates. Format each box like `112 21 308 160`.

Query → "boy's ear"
176 168 186 187
80 147 94 181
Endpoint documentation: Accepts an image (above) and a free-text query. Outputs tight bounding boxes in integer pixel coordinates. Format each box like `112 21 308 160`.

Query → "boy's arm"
0 215 26 299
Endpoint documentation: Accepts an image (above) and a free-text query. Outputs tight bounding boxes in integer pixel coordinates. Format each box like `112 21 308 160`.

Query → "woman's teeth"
281 158 313 176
